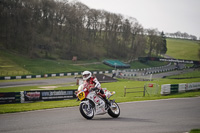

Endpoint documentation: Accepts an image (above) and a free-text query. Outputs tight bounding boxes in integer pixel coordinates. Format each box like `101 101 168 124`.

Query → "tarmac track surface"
0 78 76 88
0 97 200 133
0 69 194 88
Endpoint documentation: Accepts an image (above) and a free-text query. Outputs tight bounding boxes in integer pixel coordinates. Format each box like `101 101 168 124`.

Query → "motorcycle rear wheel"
108 102 120 118
80 102 94 119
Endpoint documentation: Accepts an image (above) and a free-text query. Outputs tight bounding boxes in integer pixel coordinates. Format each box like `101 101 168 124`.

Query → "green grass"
0 49 112 76
166 38 200 61
0 38 199 77
167 69 200 79
0 100 79 114
190 129 200 133
0 38 200 113
0 77 200 114
0 50 30 76
0 49 167 77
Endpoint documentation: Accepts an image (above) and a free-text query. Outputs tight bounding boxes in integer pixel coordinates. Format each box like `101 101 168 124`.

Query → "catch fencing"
124 83 159 97
124 86 145 97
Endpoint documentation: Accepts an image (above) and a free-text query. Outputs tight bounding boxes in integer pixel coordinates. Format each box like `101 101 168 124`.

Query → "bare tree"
147 29 158 56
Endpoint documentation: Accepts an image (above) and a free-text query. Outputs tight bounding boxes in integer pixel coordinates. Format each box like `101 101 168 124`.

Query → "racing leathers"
84 76 110 106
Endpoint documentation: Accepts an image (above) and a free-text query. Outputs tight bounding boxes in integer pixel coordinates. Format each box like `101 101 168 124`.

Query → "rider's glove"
90 87 98 92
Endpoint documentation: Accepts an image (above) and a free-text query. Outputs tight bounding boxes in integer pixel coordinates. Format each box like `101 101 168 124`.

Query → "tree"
0 0 164 60
160 31 167 55
146 29 158 56
129 19 144 60
198 48 200 61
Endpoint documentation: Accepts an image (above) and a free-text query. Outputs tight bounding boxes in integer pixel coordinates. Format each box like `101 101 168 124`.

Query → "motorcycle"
76 84 120 119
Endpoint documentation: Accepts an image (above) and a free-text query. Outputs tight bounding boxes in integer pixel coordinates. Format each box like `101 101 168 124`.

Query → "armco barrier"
0 70 113 80
0 92 21 104
186 82 200 91
0 90 77 104
161 82 200 95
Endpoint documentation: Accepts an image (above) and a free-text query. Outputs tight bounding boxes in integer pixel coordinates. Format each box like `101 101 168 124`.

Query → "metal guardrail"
0 90 77 104
0 70 114 80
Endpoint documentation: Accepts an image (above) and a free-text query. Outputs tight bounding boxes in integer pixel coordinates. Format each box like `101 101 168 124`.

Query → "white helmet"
82 71 92 80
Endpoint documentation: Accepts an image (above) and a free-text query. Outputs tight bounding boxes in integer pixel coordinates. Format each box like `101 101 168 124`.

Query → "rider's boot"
102 94 111 106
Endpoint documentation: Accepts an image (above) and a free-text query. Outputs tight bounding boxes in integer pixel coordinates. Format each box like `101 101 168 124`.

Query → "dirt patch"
30 86 58 90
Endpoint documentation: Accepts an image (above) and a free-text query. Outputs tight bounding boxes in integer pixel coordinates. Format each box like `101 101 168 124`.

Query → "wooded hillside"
0 0 167 60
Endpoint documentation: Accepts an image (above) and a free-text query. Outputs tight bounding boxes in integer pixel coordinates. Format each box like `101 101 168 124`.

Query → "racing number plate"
78 92 85 101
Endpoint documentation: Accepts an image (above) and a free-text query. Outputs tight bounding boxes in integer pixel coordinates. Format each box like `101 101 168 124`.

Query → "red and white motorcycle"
76 84 120 119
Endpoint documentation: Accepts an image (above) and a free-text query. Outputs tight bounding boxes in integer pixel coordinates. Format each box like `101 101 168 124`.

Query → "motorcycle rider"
82 70 111 106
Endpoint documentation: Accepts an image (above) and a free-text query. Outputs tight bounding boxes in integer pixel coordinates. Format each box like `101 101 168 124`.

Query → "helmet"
82 71 92 80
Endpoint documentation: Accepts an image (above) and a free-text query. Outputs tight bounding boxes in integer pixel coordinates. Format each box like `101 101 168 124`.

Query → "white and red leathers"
84 76 107 99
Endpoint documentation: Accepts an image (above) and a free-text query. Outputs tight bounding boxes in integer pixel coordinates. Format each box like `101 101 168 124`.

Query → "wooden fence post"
124 86 126 97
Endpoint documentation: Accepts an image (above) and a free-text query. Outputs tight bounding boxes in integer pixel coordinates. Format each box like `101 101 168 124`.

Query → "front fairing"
77 89 89 101
80 91 106 115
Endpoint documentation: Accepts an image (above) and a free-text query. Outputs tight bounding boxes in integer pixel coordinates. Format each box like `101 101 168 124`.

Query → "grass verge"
0 77 200 114
190 129 200 133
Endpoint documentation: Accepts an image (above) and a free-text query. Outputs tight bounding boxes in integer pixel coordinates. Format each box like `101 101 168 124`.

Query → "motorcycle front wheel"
79 102 94 119
108 101 120 118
